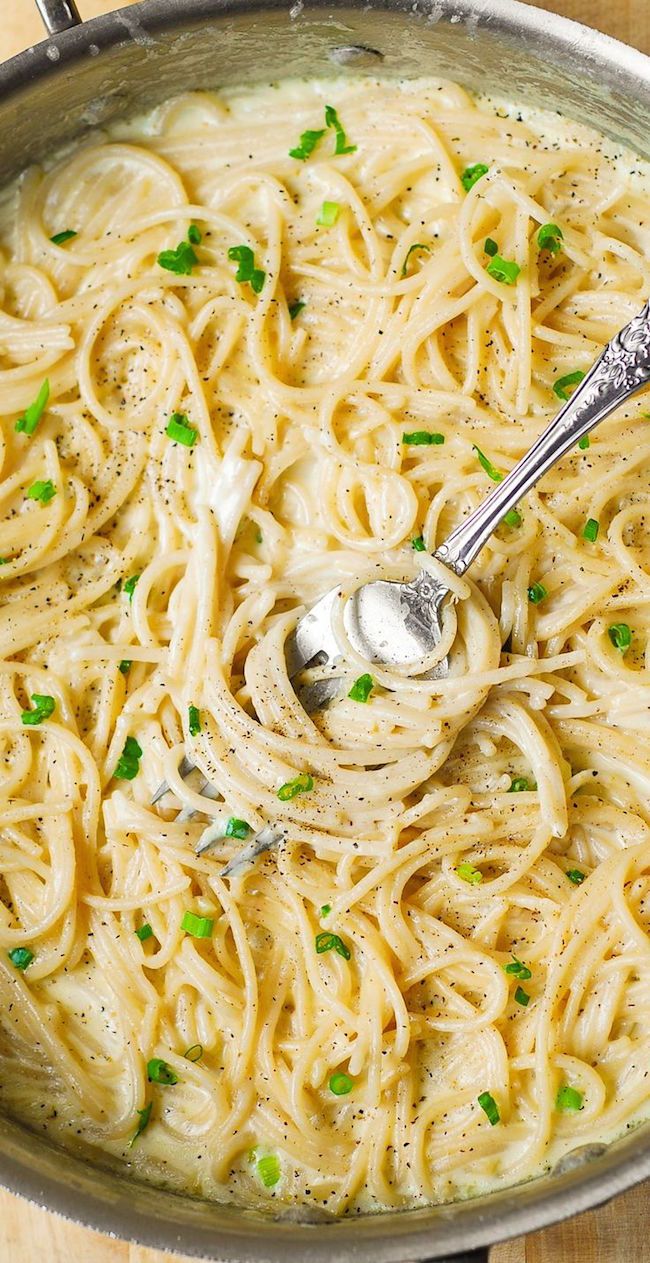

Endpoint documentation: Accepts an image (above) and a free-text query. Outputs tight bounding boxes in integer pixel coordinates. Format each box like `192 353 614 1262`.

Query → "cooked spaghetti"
0 76 649 1215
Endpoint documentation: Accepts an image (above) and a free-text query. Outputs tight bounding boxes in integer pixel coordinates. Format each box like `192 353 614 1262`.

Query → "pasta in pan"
0 75 649 1215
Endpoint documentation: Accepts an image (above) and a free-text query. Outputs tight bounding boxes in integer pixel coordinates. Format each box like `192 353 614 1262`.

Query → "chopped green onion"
504 957 532 980
317 201 340 227
527 583 547 605
118 659 132 675
403 431 444 445
113 735 143 781
135 923 154 942
15 380 50 436
256 1154 281 1187
329 1071 354 1095
184 1043 203 1061
21 694 56 726
456 862 483 885
582 518 599 542
554 371 585 401
50 229 77 245
477 1091 500 1125
474 445 503 484
147 1058 179 1085
514 986 530 1007
123 573 140 602
181 911 214 938
188 704 201 736
228 244 266 294
566 868 585 885
578 435 590 450
608 622 632 653
315 930 351 960
504 508 521 528
461 162 489 191
157 237 198 275
187 224 202 245
508 776 531 792
486 254 521 285
166 412 198 447
484 237 498 257
401 243 431 276
348 673 374 703
288 299 306 320
537 223 563 254
289 127 325 160
325 104 356 155
8 947 34 971
27 479 56 504
411 535 426 552
225 817 251 839
320 904 331 918
129 1101 152 1146
277 772 313 801
556 1084 583 1112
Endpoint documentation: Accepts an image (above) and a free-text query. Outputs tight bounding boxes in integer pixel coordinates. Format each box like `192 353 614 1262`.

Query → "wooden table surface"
2 1 650 1260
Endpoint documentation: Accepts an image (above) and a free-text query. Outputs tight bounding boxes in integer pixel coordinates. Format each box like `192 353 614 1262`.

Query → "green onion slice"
225 817 251 839
181 911 214 938
256 1153 281 1187
537 222 564 254
554 371 585 401
486 254 521 285
166 412 198 447
504 957 532 980
566 868 585 885
403 430 444 445
348 673 374 703
123 573 140 602
135 923 154 942
514 985 530 1006
329 1071 354 1095
277 772 314 801
118 660 132 675
157 238 198 276
456 862 483 885
50 229 77 245
320 903 331 918
27 479 56 504
527 582 547 605
315 930 351 960
288 300 306 320
508 776 532 792
188 704 202 736
147 1058 179 1085
401 243 431 276
582 518 599 542
129 1101 152 1146
187 224 202 245
113 736 143 781
184 1043 203 1062
461 163 489 191
21 694 55 726
15 380 50 436
477 1091 500 1125
8 947 34 971
316 201 340 227
411 535 426 552
325 104 356 155
556 1084 583 1112
289 128 325 160
228 244 266 294
474 445 503 484
484 237 498 257
608 622 632 653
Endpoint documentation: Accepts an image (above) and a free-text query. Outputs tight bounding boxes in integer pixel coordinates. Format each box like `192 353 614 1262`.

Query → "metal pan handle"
421 1251 489 1262
34 0 82 35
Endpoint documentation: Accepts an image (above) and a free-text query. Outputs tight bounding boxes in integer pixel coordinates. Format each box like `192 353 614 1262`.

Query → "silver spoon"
152 298 650 811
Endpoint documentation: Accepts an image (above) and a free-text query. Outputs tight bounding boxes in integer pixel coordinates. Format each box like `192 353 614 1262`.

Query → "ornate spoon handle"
435 299 650 576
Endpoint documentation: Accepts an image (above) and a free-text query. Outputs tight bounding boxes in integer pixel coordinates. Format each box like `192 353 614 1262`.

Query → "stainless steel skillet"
1 1 650 1260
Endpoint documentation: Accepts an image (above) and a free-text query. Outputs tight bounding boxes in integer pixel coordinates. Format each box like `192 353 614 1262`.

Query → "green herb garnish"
147 1058 179 1085
129 1101 152 1146
477 1091 500 1125
289 127 326 160
556 1084 583 1112
256 1154 281 1187
50 229 77 246
315 931 351 960
348 673 374 703
456 862 483 885
118 660 132 675
188 704 201 736
277 772 313 801
504 957 532 980
514 985 530 1006
474 445 503 484
325 104 356 155
184 1043 203 1061
484 237 498 257
554 371 585 401
508 776 532 792
288 300 306 320
113 736 143 781
166 412 198 447
225 818 251 839
582 518 599 542
187 224 202 245
135 923 154 942
181 911 214 939
461 163 489 191
21 694 55 726
157 227 199 275
316 201 340 227
537 223 563 254
228 244 266 294
123 573 140 602
566 868 585 885
486 253 521 285
15 380 50 436
329 1071 354 1095
320 904 331 918
8 947 34 971
401 243 431 276
411 535 426 552
608 623 632 653
527 583 547 605
403 430 444 446
27 479 56 504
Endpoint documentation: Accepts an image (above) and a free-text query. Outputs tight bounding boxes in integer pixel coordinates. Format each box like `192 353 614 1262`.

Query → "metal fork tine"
150 754 200 806
176 779 221 823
